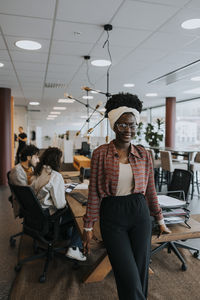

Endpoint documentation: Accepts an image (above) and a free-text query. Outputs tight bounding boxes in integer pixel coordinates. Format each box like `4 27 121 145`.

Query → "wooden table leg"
83 251 112 283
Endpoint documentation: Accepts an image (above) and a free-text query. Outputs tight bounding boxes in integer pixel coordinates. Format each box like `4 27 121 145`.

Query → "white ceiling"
1 0 200 124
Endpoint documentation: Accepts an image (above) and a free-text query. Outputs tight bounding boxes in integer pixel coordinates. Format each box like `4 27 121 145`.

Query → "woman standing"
83 93 170 300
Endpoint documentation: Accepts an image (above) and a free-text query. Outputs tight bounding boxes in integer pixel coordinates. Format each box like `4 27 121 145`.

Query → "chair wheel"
181 264 187 271
15 264 22 272
39 275 46 283
10 238 16 248
193 251 199 258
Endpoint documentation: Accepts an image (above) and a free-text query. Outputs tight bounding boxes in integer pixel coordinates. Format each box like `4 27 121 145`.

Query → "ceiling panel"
112 1 179 30
0 49 11 61
10 51 48 64
51 40 93 56
0 15 52 38
49 54 82 67
57 0 123 24
136 0 189 7
14 61 46 72
97 27 152 48
0 35 6 49
0 0 56 19
140 32 197 51
54 21 103 43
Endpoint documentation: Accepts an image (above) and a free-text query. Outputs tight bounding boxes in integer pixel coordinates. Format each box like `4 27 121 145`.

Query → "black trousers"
100 193 152 300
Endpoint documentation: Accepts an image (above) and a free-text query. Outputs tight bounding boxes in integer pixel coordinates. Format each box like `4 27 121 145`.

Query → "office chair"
79 167 90 182
7 171 24 247
152 169 199 271
77 142 91 158
11 184 69 283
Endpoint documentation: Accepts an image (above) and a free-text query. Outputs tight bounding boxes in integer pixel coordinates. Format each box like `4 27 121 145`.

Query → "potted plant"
144 118 164 159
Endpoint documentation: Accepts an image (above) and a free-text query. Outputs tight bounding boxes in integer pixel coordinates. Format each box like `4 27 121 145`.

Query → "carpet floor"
9 217 200 300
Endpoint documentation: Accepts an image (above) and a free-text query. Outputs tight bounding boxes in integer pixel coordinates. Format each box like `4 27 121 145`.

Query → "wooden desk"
73 155 91 171
67 192 200 283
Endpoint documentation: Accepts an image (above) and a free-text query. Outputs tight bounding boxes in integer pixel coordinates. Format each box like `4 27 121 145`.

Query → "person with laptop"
83 93 171 300
31 147 86 262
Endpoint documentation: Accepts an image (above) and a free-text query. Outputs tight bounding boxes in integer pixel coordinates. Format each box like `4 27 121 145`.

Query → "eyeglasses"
116 123 137 132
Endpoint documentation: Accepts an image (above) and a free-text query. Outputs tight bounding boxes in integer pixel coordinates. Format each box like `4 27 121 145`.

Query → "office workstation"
1 0 200 299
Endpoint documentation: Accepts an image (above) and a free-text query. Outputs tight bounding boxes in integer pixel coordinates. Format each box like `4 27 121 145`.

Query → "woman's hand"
83 230 93 254
159 224 171 235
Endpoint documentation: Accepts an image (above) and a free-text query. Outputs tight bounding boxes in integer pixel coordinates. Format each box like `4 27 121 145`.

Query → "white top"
116 163 134 196
31 165 66 215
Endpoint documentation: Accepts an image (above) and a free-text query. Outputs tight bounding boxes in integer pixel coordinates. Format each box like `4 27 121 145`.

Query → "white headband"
108 106 140 130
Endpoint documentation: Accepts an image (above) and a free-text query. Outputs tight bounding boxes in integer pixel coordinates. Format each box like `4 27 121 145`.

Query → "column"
165 97 176 147
0 88 12 185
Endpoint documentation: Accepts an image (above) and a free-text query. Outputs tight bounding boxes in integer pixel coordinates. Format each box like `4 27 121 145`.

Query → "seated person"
31 147 86 262
9 144 40 186
9 144 40 217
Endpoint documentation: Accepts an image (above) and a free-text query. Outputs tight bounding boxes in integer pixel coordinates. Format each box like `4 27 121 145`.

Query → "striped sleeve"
145 151 163 221
83 149 101 228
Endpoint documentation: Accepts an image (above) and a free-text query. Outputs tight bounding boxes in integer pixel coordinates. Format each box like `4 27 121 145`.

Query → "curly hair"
105 93 143 117
20 144 39 162
34 147 62 176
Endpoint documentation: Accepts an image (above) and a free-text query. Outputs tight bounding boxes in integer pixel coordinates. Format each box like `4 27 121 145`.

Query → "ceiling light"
15 40 42 50
184 87 200 94
82 95 94 100
58 98 75 103
91 59 111 67
181 19 200 29
0 63 4 67
80 116 88 119
145 93 158 97
50 111 61 115
29 101 40 105
123 83 135 88
53 107 66 110
46 118 54 120
190 76 200 81
48 114 58 117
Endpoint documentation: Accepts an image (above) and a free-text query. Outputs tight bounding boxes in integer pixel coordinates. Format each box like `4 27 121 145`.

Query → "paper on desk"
74 183 88 190
164 216 184 224
158 195 186 208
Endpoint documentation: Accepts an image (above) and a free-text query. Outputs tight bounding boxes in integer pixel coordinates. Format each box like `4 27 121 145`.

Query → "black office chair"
77 142 91 158
7 171 24 247
80 167 90 182
152 169 199 271
11 184 69 283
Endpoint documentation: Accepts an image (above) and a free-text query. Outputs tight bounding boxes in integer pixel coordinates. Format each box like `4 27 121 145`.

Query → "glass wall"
176 99 200 147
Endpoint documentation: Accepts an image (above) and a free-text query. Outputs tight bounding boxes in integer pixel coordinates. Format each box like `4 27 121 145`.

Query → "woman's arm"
83 148 101 229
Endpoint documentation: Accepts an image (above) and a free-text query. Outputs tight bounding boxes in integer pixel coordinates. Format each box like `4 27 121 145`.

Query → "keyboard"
70 192 88 205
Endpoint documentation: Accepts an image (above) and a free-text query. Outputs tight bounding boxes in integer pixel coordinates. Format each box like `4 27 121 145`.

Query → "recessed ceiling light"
0 63 4 68
181 19 200 29
58 98 75 103
29 101 40 105
91 59 111 67
15 40 42 50
190 76 200 81
145 93 158 97
82 95 93 100
46 118 54 120
48 114 58 118
123 83 135 88
80 116 88 119
184 87 200 94
53 107 66 110
50 111 61 115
